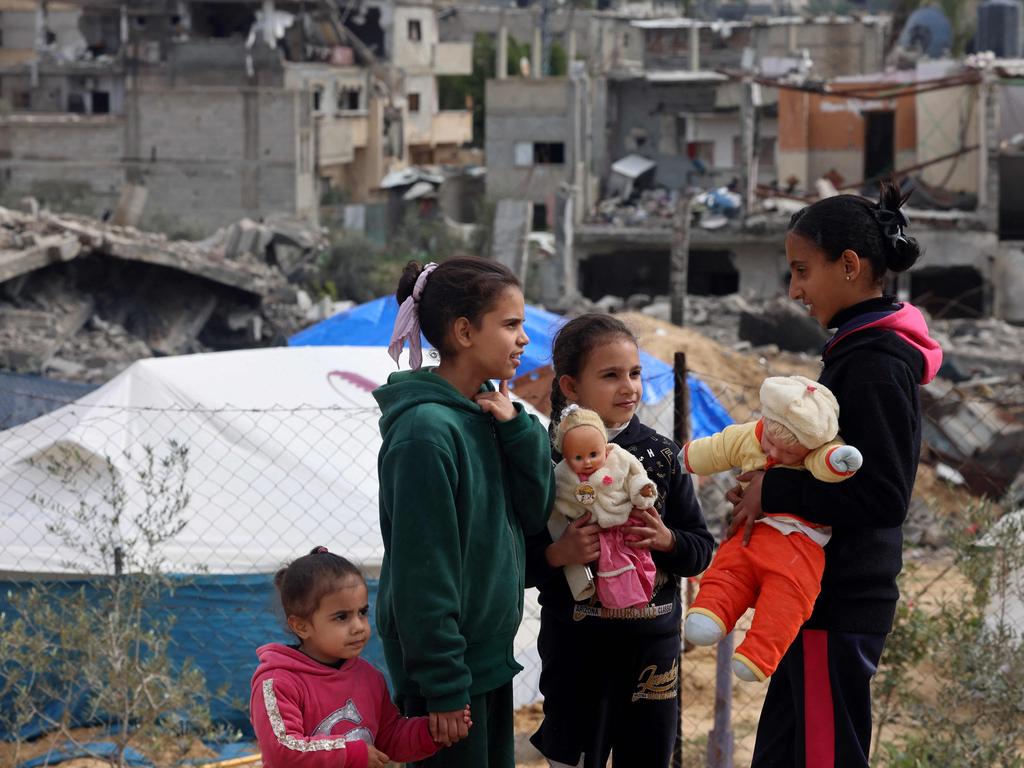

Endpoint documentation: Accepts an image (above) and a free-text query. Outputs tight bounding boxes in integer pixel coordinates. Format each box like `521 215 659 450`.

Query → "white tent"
0 346 545 708
1 346 395 575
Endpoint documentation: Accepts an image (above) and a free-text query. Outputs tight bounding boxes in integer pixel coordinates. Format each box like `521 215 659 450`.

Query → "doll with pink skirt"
550 405 658 609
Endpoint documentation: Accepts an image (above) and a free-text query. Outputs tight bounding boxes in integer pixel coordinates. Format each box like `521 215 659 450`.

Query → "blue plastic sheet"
17 742 150 767
288 295 730 416
0 576 386 741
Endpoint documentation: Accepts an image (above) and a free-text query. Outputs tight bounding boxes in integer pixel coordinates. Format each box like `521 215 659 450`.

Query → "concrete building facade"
484 77 577 207
0 0 472 234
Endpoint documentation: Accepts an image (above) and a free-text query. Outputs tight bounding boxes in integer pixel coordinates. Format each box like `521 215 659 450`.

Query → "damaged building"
0 0 472 234
481 6 1024 325
0 203 326 384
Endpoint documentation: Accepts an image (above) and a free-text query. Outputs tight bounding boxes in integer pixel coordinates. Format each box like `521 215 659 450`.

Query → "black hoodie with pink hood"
760 297 943 634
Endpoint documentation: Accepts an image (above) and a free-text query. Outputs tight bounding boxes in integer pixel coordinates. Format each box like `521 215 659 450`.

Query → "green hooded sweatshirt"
373 369 554 712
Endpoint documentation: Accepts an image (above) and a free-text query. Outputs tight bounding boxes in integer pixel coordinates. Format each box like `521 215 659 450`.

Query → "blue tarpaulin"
17 742 151 767
289 296 733 438
0 576 387 741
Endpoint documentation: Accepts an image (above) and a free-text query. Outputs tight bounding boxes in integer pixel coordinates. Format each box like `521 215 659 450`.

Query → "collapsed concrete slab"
0 204 324 382
0 234 81 284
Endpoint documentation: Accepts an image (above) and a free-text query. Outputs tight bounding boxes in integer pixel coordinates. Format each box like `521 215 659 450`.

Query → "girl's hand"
474 380 517 422
430 708 471 746
727 470 765 546
366 745 390 768
624 509 675 553
546 513 600 567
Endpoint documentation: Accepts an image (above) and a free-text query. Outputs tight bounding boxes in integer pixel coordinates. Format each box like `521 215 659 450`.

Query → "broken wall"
0 76 309 234
592 18 645 73
0 69 124 114
764 21 886 79
608 79 717 190
438 5 593 52
0 114 124 215
777 87 917 190
484 78 574 203
2 1 84 53
130 87 302 233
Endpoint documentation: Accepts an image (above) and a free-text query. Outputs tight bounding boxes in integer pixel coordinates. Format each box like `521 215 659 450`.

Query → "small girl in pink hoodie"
250 547 471 768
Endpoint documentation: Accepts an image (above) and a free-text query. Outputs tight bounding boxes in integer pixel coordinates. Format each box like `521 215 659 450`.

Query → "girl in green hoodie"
373 257 555 768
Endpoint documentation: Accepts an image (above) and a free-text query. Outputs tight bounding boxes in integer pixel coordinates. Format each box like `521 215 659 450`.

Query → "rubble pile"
589 189 679 228
586 186 746 230
0 205 329 383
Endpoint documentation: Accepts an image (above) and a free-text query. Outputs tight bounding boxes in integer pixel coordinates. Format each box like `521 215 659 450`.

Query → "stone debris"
0 202 329 383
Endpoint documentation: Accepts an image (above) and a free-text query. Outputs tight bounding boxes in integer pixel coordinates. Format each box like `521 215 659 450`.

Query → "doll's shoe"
732 655 766 683
684 612 724 646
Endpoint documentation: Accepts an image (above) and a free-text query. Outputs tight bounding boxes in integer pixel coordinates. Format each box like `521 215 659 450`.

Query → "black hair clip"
873 206 910 248
310 546 329 555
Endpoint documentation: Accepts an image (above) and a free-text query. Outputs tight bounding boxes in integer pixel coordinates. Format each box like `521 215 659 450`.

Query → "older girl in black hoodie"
730 181 943 768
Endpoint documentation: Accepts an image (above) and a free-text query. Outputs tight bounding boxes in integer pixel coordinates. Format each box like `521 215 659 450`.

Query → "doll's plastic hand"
366 745 390 768
430 708 471 746
546 513 600 567
727 470 764 546
474 380 517 422
624 508 675 553
828 445 863 474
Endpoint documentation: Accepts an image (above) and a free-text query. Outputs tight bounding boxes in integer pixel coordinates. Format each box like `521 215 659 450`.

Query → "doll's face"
563 426 611 476
759 426 811 466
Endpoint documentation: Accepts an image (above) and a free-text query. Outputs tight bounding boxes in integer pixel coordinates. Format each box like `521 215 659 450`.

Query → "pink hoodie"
827 302 943 384
250 644 438 768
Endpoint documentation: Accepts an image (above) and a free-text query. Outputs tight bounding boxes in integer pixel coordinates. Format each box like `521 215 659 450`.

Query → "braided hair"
787 179 922 282
548 313 639 450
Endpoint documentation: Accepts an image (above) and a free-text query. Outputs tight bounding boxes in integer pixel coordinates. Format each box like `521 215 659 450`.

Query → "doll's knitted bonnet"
553 405 608 454
759 375 840 449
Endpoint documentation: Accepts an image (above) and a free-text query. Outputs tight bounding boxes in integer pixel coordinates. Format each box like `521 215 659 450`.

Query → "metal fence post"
672 352 689 768
707 631 735 767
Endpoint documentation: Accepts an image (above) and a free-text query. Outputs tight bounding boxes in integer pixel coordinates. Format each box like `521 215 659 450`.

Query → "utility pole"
540 0 553 77
737 47 760 215
670 194 691 326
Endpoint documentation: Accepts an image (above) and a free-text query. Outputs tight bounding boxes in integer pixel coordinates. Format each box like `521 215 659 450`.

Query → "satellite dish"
897 6 953 57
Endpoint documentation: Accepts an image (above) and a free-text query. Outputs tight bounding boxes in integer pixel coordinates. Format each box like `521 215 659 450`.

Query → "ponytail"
788 178 923 282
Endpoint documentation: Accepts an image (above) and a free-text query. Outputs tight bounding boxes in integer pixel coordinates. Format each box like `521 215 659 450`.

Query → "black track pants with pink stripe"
751 629 887 768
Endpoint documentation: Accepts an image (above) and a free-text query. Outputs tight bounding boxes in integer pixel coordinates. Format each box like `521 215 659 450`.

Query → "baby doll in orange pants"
679 375 863 683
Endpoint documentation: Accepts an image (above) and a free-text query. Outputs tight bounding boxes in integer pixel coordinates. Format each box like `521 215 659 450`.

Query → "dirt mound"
618 311 821 421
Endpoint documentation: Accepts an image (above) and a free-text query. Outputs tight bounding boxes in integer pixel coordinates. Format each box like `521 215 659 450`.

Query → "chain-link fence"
0 361 1022 767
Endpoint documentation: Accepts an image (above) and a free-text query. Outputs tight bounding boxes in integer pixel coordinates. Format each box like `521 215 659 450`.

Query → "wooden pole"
739 75 756 216
670 195 691 327
198 754 262 768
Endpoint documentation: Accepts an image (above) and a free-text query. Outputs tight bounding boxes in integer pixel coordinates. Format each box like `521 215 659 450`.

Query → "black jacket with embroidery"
525 415 714 634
